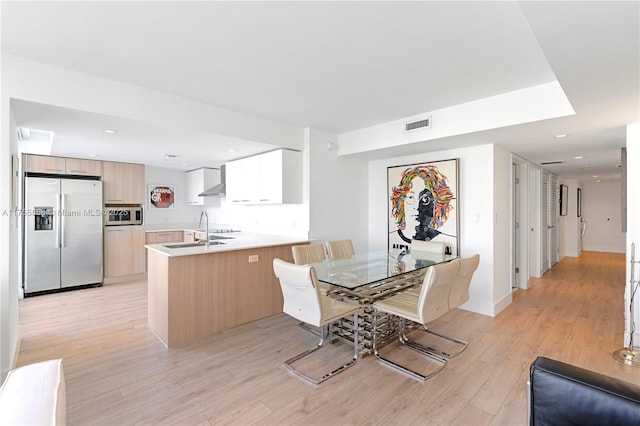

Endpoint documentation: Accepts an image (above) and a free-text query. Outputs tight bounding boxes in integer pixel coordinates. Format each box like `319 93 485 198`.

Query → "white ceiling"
2 1 638 180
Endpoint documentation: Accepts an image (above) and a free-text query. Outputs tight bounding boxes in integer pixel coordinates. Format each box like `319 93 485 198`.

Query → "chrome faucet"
199 210 209 248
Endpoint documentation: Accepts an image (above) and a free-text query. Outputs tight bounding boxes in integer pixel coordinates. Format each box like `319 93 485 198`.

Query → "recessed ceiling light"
574 156 583 160
103 129 117 134
163 154 178 159
228 148 236 153
87 153 97 158
592 175 599 178
555 134 569 138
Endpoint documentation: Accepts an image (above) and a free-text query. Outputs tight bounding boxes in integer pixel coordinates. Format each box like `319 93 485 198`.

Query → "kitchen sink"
163 241 225 249
208 235 235 240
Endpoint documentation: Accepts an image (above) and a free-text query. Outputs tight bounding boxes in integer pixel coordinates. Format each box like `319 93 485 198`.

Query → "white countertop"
145 231 309 257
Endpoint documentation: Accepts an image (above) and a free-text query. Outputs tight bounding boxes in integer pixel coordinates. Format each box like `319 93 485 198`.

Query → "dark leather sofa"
528 356 640 425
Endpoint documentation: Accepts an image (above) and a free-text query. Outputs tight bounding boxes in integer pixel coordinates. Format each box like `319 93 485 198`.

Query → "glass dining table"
311 248 457 302
309 248 457 356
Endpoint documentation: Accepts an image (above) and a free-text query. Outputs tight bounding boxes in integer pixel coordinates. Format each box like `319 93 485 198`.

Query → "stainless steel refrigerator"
24 177 103 294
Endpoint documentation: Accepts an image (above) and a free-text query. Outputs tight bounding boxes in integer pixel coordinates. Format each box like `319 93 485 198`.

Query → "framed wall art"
388 158 459 256
560 184 568 216
577 187 582 218
148 184 175 209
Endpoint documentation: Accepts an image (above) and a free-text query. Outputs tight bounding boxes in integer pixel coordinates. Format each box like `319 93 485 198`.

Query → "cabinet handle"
106 228 123 232
69 169 87 173
45 168 64 172
106 199 123 202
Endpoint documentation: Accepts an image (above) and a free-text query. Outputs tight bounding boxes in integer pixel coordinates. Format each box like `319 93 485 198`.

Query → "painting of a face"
403 178 426 240
387 159 459 255
415 187 436 239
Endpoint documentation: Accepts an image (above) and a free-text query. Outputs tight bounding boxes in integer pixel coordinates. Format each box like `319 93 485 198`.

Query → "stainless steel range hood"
198 165 226 196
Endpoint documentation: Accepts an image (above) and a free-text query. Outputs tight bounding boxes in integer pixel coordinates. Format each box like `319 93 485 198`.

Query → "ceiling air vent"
540 161 563 165
405 117 431 132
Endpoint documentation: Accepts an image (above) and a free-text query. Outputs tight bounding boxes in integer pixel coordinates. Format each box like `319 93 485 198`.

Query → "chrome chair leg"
372 311 446 381
285 313 359 385
298 321 322 336
423 328 468 358
397 318 449 363
398 319 468 360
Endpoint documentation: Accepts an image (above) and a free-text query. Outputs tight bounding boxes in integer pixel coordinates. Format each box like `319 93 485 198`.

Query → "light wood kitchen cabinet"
147 243 295 347
25 155 66 174
104 226 145 277
25 154 103 176
185 168 220 205
145 231 184 244
102 161 145 204
65 157 102 176
225 149 302 204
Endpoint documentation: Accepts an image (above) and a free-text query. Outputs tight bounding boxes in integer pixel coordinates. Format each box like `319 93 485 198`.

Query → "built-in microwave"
104 205 143 226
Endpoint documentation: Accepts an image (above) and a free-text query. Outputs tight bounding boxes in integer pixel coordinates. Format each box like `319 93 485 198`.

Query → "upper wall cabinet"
102 161 145 204
226 149 302 204
185 168 220 205
25 154 102 177
65 158 103 176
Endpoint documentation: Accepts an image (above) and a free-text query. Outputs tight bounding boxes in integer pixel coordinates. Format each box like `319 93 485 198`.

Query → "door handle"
61 194 66 248
56 194 62 248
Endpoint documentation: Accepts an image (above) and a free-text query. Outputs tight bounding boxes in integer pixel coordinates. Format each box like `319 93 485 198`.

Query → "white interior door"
529 166 542 278
550 175 560 266
513 163 520 288
542 171 550 273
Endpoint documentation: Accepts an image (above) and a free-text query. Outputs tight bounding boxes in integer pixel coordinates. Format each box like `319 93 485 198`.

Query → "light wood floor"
17 251 640 425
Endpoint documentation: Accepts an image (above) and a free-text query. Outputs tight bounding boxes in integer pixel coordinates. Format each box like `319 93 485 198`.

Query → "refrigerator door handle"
61 193 66 248
55 193 61 248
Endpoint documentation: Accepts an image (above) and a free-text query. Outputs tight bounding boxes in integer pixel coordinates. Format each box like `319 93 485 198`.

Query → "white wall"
0 83 20 378
145 166 203 226
559 178 581 257
307 128 369 251
204 202 309 238
368 144 510 317
493 145 513 313
582 180 625 253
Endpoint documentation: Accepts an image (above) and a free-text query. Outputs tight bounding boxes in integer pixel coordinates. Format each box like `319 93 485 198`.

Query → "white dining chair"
378 254 480 366
291 244 330 335
372 259 459 380
324 239 355 260
292 243 327 265
273 258 360 384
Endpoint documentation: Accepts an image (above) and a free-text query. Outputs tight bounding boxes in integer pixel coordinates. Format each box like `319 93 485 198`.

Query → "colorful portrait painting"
388 159 459 256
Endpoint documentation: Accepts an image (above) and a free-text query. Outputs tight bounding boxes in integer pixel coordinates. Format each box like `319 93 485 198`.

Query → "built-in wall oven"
104 205 143 226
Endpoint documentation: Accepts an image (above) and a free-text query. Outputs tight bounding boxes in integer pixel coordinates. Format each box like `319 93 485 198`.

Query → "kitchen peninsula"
145 231 307 347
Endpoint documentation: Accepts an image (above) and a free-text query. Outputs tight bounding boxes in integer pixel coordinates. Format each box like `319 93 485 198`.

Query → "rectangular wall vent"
540 161 563 165
405 118 431 132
